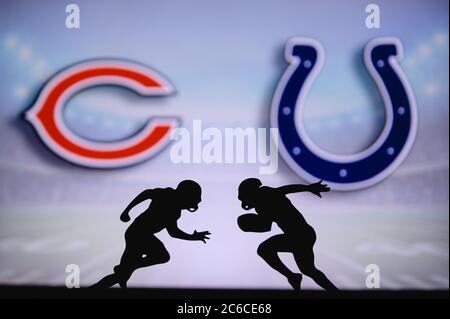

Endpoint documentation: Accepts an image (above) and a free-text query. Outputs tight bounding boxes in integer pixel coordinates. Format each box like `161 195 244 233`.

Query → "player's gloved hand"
309 180 330 198
120 211 131 222
192 230 211 243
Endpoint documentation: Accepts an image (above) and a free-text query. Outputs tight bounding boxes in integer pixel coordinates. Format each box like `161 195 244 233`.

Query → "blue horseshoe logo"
271 37 418 191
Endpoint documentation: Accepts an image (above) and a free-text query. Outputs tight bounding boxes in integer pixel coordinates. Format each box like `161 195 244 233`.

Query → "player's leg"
293 247 339 291
114 242 142 288
135 235 170 269
114 235 170 287
90 273 119 288
257 234 303 289
91 244 140 288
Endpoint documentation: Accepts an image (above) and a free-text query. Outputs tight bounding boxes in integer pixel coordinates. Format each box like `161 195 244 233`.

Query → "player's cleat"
113 265 127 289
288 273 303 291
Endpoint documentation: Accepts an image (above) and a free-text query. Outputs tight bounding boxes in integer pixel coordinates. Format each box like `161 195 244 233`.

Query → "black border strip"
0 285 448 300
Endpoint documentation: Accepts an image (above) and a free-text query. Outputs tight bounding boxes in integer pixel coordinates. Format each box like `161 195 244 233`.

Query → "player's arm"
277 180 330 198
167 222 211 243
120 189 154 222
237 214 272 232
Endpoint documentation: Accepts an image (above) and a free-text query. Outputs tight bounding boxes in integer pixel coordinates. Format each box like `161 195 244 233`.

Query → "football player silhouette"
92 180 210 288
237 178 338 291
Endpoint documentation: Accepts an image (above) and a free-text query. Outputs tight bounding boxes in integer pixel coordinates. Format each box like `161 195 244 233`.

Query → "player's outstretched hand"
309 180 330 198
193 230 211 243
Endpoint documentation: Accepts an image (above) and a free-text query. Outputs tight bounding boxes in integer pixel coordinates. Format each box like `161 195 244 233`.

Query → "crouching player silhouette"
92 180 211 288
237 178 338 291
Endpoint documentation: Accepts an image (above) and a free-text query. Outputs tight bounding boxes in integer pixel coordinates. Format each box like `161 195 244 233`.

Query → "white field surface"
0 205 447 290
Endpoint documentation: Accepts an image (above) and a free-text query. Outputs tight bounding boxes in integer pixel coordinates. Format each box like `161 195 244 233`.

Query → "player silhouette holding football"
92 180 211 288
237 178 338 291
